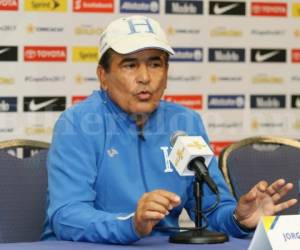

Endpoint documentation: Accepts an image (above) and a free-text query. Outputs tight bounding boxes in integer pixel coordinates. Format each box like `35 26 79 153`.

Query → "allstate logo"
0 97 17 112
120 0 159 13
208 95 245 109
170 48 203 62
194 50 202 61
149 1 159 12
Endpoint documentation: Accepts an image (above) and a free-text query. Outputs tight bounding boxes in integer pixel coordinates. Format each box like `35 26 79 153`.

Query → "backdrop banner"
1 0 299 154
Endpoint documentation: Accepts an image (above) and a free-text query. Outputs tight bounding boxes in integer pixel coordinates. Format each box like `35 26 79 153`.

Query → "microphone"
169 131 219 194
168 132 228 244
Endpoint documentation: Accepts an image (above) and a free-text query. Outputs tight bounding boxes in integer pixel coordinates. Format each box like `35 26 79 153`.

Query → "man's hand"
235 179 298 229
134 190 181 237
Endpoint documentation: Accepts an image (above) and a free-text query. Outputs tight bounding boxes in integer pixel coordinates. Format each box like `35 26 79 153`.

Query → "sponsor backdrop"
1 0 300 155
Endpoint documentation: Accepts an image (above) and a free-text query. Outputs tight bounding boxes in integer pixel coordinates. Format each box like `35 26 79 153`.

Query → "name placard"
248 215 300 250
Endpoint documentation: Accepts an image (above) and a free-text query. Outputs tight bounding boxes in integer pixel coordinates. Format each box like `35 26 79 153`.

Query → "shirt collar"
98 90 160 133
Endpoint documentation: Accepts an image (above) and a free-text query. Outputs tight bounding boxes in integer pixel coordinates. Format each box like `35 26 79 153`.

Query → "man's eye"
149 61 162 67
124 63 136 69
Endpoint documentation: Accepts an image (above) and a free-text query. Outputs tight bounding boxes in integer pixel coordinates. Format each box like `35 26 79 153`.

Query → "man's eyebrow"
119 56 163 65
119 58 137 64
148 56 163 61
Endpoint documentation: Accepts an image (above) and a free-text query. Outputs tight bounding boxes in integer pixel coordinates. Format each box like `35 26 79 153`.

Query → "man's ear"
97 66 108 91
164 63 169 89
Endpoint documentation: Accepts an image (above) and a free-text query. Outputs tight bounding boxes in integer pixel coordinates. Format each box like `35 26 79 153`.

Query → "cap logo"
127 18 154 35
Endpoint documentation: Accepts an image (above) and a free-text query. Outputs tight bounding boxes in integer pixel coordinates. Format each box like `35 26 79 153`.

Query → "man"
42 15 297 244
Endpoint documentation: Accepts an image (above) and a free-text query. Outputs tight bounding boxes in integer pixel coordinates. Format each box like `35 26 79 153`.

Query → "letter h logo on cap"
127 18 154 35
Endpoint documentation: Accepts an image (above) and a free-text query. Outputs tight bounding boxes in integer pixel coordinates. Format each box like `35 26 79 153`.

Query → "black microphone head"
170 130 188 147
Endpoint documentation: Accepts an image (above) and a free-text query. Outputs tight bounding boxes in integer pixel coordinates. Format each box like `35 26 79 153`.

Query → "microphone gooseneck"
188 157 219 194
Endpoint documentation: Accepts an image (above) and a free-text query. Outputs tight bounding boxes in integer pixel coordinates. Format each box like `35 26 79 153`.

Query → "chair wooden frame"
0 139 50 150
219 135 300 195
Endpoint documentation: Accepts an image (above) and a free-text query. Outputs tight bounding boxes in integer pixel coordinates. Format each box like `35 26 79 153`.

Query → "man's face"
97 49 168 115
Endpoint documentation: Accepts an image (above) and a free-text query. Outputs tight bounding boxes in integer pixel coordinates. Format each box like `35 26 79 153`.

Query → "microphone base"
169 229 228 244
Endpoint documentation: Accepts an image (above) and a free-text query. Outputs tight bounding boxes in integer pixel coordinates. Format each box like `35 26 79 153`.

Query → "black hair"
98 48 114 72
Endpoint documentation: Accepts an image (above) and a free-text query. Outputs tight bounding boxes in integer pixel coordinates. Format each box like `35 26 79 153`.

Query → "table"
0 236 251 250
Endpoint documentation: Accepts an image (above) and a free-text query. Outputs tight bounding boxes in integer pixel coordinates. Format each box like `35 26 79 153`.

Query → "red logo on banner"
0 0 18 10
210 141 233 156
24 46 67 62
73 0 113 12
292 49 300 63
72 96 87 104
163 95 202 110
251 2 287 17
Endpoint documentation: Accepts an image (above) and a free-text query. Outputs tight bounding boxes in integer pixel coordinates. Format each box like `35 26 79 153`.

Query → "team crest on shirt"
160 146 173 173
107 148 118 158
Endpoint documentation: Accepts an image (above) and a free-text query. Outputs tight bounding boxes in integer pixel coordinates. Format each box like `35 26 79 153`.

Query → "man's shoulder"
160 100 199 117
60 91 105 121
68 91 103 111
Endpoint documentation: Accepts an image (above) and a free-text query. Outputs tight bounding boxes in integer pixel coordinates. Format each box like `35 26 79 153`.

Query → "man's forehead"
114 49 167 61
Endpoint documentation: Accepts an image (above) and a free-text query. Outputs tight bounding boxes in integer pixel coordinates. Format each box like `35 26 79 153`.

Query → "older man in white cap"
42 15 297 244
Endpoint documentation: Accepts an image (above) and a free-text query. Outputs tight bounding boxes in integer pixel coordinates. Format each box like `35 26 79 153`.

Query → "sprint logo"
72 47 98 62
292 3 300 17
24 0 67 12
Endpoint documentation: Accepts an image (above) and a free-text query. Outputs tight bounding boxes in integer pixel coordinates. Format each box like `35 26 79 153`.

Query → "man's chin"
130 102 158 114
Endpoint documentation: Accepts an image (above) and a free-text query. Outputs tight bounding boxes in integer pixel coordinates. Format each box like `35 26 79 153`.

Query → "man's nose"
137 64 150 84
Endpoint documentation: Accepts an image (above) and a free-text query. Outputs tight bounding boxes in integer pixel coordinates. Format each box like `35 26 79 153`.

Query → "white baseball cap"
99 15 174 60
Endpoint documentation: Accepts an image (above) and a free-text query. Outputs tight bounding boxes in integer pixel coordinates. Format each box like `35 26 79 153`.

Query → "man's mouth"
136 91 152 101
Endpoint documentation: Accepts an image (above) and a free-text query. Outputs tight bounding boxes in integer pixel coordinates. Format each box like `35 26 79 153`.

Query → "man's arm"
134 190 181 237
190 112 297 233
47 112 140 244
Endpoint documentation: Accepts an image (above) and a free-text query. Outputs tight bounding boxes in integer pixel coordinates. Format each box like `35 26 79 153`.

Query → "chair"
219 136 300 215
0 139 50 243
